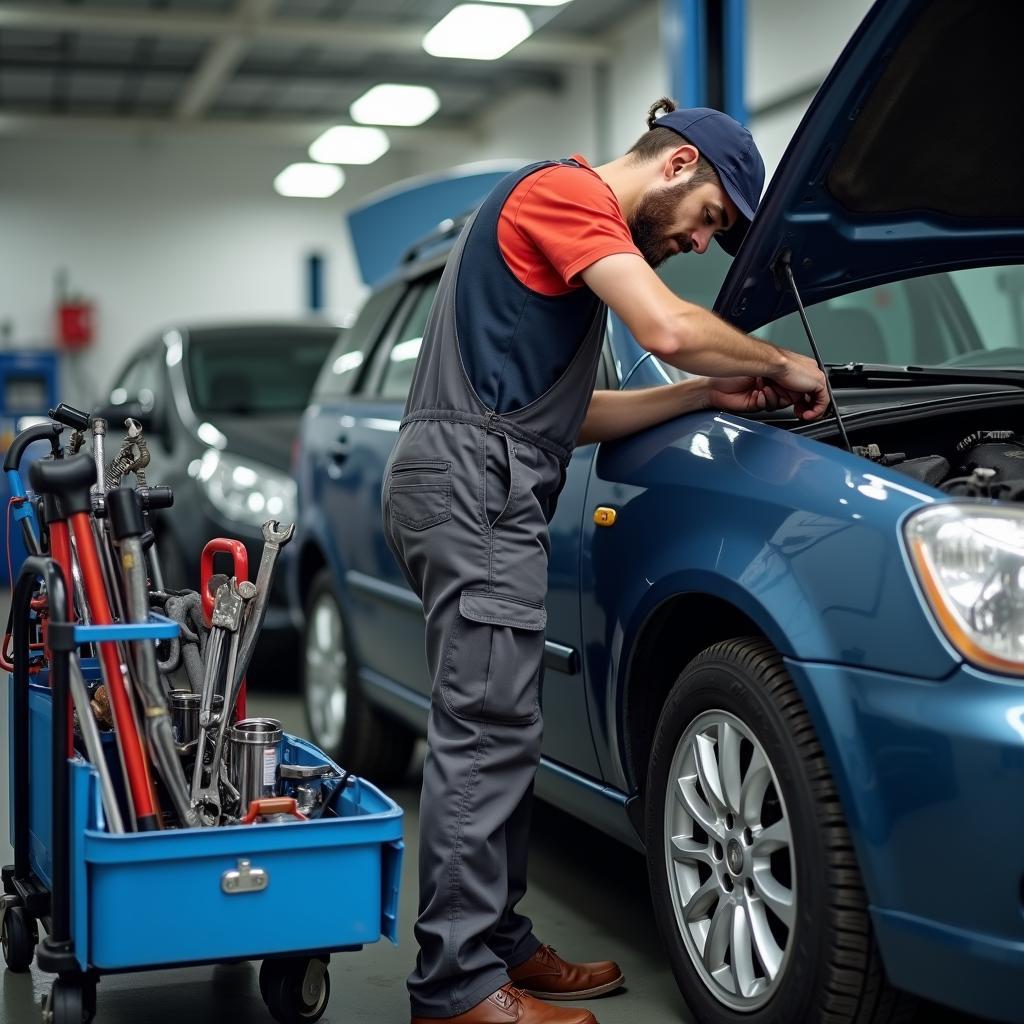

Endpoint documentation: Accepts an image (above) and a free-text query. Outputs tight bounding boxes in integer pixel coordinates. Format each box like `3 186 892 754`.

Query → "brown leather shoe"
410 983 597 1023
508 945 624 1000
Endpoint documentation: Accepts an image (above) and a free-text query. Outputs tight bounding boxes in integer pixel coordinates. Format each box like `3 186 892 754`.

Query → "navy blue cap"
654 107 765 255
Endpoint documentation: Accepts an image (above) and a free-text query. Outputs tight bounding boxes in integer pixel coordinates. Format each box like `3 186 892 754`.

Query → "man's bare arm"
581 253 828 418
577 380 711 446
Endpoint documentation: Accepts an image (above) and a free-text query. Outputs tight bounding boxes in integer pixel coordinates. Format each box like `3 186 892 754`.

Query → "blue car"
290 2 1024 1021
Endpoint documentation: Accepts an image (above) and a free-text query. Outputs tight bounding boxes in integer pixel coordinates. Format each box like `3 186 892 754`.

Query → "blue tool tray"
8 675 404 973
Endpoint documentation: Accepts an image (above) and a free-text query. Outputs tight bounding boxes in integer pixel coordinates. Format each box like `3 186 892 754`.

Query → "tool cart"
1 406 404 1023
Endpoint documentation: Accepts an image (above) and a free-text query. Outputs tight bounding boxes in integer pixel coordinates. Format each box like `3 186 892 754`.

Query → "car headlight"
192 449 296 530
904 503 1024 675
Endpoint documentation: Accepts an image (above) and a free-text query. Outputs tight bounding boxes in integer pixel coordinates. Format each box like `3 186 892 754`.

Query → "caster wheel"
2 904 38 972
260 957 330 1024
41 978 83 1024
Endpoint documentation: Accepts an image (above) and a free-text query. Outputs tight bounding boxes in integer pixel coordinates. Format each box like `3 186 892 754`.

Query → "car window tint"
186 327 339 415
947 266 1024 354
657 242 733 310
378 276 442 401
313 283 402 399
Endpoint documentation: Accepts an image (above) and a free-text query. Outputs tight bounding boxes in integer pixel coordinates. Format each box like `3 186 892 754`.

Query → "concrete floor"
0 590 982 1024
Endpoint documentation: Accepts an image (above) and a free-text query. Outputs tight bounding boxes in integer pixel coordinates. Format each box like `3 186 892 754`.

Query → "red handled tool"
200 537 249 719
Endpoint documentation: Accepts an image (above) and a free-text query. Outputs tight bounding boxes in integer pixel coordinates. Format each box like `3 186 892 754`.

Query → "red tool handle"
240 797 306 824
68 511 159 829
200 538 249 623
200 537 249 718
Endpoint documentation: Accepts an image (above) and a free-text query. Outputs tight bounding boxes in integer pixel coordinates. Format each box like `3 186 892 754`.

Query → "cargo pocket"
441 590 546 725
388 459 452 531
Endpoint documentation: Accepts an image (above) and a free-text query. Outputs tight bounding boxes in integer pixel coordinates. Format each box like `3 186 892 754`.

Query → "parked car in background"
290 2 1024 1021
103 320 341 674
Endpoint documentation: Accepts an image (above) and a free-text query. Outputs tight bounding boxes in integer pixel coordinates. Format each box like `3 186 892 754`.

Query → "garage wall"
0 0 872 408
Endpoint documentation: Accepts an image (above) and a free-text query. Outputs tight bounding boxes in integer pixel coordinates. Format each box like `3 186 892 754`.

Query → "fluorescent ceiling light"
423 4 534 60
309 125 390 165
351 84 441 127
274 163 345 198
476 0 572 4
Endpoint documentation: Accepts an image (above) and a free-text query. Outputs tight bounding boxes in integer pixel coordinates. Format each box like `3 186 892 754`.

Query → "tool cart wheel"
41 977 84 1024
2 903 38 972
259 956 331 1024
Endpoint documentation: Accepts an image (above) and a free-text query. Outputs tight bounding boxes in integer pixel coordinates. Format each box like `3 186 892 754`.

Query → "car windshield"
186 326 341 415
655 259 1024 380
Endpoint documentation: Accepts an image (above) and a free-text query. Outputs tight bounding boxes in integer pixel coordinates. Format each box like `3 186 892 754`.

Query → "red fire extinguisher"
55 269 94 350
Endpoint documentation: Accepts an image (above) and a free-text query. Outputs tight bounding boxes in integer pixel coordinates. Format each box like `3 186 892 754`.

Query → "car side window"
111 348 158 412
377 275 442 402
312 283 402 400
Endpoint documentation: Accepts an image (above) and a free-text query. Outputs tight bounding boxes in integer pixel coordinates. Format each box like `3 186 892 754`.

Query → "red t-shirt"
497 154 642 296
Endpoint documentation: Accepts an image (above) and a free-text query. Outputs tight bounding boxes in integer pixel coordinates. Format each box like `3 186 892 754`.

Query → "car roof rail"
399 211 472 265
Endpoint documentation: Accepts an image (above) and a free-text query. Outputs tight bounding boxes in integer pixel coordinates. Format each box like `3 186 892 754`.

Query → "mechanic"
383 98 830 1024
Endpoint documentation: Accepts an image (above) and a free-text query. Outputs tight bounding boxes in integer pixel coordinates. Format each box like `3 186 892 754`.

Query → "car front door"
330 272 443 700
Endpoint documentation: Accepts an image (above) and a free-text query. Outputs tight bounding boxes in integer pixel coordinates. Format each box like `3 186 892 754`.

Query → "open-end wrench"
190 578 247 818
231 520 295 691
189 579 243 804
195 580 256 825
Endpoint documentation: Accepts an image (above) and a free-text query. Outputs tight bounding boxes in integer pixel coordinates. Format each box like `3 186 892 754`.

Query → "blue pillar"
662 0 747 123
663 0 706 108
306 252 324 313
723 0 748 123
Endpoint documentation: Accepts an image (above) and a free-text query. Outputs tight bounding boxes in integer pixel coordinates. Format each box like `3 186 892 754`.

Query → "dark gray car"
104 321 341 673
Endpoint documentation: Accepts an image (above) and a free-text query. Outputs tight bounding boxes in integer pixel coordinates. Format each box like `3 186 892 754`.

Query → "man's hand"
768 353 830 420
708 355 830 421
706 376 789 414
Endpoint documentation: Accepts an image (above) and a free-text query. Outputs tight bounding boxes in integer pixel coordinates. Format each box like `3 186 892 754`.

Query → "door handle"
328 435 351 462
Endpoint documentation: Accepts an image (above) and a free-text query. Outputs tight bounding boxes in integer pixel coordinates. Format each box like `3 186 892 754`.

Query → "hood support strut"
774 250 853 451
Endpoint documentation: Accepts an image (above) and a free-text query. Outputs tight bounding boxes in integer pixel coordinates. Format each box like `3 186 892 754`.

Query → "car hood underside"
715 0 1024 333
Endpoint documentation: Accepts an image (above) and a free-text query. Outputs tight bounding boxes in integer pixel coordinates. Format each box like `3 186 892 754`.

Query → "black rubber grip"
4 423 63 472
41 493 65 525
137 486 174 511
28 454 96 515
48 403 91 431
106 487 144 540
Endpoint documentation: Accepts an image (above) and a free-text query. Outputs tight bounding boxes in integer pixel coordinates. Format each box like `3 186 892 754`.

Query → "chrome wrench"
191 578 247 822
196 580 256 825
230 520 295 691
189 579 242 804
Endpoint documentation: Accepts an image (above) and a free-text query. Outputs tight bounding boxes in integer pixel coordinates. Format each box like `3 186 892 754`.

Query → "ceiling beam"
174 0 277 120
0 3 612 64
0 110 479 149
0 57 564 97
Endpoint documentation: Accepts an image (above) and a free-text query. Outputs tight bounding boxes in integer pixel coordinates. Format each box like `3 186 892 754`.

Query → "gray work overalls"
382 160 607 1018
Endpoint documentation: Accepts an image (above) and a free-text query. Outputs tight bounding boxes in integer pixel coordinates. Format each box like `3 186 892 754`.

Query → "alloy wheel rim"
304 593 348 750
663 709 796 1011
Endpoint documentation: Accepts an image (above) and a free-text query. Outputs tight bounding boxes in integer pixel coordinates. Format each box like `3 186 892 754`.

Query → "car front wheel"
302 568 414 785
645 637 916 1024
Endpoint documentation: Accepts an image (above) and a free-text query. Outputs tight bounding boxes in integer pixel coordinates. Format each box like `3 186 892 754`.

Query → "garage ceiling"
0 0 639 145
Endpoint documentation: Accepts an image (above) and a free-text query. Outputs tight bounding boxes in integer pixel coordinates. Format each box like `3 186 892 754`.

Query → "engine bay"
840 406 1024 500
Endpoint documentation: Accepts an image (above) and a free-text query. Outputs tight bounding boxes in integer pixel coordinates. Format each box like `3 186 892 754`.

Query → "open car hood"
714 0 1024 334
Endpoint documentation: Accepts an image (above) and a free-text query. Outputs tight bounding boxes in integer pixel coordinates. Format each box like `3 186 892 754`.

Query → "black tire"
46 977 84 1024
301 567 414 785
645 637 917 1024
260 957 330 1024
1 904 38 972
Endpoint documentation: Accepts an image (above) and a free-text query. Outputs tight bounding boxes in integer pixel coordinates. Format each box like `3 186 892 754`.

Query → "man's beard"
628 176 701 267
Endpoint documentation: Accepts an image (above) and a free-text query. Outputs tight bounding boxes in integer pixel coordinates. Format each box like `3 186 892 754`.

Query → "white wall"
0 0 872 408
0 135 401 406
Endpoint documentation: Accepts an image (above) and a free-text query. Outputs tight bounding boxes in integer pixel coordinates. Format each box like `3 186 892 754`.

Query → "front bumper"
786 658 1024 1023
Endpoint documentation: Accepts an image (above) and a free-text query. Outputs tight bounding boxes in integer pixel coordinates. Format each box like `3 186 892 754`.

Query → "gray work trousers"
383 419 553 1018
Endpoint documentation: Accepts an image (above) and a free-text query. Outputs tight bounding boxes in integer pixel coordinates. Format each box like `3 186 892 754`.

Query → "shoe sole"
522 975 625 1000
